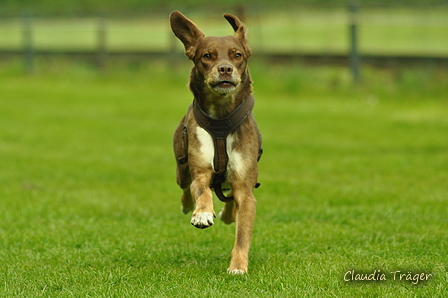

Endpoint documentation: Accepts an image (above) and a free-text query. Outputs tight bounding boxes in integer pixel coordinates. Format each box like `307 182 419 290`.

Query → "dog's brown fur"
170 11 261 274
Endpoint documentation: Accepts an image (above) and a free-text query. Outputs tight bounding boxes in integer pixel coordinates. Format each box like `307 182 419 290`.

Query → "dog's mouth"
213 80 236 88
207 76 240 95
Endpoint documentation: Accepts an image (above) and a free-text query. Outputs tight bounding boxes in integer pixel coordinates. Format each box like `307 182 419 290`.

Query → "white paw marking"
190 212 214 229
227 269 246 275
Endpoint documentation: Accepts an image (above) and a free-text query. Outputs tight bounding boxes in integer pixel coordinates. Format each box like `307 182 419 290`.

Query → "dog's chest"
195 126 245 177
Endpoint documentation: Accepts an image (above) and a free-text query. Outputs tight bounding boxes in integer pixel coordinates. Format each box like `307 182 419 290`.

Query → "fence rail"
1 4 448 80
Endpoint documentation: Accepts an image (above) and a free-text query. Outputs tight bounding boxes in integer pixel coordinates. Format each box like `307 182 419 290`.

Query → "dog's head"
170 11 252 100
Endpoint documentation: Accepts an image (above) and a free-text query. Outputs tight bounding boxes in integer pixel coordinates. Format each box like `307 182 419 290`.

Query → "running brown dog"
170 11 262 274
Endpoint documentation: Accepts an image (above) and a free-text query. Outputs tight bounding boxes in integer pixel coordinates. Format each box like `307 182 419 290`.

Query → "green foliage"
2 8 447 59
2 0 447 14
0 60 447 296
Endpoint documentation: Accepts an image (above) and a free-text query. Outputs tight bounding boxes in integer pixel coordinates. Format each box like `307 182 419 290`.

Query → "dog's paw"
227 268 246 275
190 212 215 229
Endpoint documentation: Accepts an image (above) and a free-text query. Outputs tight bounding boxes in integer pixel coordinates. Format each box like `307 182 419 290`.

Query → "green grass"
1 6 448 56
0 60 447 297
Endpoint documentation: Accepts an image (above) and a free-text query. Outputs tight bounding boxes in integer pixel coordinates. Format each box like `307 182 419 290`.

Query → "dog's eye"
202 53 212 59
234 53 243 59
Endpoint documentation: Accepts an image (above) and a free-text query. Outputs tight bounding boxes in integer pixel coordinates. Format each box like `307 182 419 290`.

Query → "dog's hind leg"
181 186 195 214
176 160 194 214
219 200 236 224
173 116 195 214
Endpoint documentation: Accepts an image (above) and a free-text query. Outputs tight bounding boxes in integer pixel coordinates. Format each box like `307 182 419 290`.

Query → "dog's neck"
189 68 253 119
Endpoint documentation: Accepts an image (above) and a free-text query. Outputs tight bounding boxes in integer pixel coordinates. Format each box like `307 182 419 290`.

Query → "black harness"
178 94 261 202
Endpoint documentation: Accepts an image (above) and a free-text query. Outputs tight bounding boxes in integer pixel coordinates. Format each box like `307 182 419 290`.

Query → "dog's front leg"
227 187 256 274
190 171 215 229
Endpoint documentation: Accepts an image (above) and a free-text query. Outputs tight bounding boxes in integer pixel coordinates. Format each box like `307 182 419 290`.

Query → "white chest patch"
226 134 246 177
195 128 245 178
195 126 215 168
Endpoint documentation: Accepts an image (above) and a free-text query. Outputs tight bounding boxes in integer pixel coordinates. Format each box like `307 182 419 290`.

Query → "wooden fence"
1 4 447 82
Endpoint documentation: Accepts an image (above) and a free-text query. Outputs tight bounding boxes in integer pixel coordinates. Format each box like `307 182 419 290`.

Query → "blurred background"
1 0 447 78
1 1 447 295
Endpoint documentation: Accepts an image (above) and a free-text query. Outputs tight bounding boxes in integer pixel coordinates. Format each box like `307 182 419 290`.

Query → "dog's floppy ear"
170 11 205 59
223 13 252 58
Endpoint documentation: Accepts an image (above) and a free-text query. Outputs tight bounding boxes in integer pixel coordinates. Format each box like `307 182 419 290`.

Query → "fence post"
349 2 361 84
97 14 107 71
22 12 34 74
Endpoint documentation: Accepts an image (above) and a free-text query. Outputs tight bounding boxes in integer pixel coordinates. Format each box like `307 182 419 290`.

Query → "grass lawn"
0 60 447 297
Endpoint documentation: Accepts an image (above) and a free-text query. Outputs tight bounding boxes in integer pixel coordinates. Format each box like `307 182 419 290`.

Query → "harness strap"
193 94 256 202
193 94 255 172
177 105 192 166
211 172 233 202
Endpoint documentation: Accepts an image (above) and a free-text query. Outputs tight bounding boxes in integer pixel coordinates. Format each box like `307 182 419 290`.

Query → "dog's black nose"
218 65 233 76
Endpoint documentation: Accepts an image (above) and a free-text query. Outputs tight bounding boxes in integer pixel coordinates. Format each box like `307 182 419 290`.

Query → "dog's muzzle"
212 81 238 94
